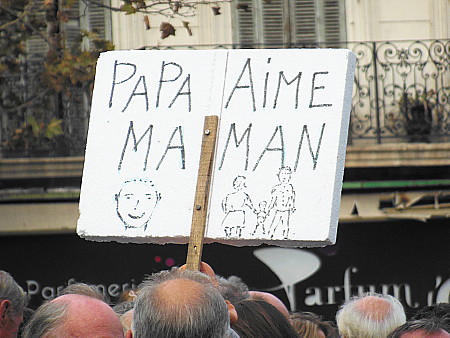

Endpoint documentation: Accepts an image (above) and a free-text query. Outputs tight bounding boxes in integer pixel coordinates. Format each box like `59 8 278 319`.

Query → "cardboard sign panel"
77 49 356 247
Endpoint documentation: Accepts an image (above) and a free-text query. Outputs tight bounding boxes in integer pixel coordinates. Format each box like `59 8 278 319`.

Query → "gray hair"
21 300 68 338
133 269 231 338
22 283 112 338
113 300 135 315
0 270 27 316
388 318 449 338
59 282 109 303
217 275 250 305
336 292 406 338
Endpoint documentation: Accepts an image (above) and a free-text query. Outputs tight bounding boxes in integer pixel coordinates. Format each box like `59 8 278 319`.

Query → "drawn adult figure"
267 166 296 239
221 176 254 238
115 178 161 231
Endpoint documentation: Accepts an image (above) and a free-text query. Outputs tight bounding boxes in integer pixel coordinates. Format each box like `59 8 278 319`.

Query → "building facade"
0 0 449 314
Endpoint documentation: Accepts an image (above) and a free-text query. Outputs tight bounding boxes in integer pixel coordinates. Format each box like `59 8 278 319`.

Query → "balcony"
0 40 449 169
0 40 449 232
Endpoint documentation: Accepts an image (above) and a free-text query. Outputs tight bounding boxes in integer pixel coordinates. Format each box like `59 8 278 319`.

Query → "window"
233 0 346 48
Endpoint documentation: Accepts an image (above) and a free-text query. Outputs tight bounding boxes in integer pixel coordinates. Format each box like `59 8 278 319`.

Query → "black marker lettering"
294 123 325 171
309 71 332 108
156 126 186 170
253 126 285 171
225 58 256 112
218 123 252 171
109 61 137 108
263 58 271 108
118 121 153 171
168 74 191 112
122 75 149 113
156 61 183 108
273 71 302 109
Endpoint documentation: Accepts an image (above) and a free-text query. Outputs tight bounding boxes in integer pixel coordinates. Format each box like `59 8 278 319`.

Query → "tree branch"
0 1 53 47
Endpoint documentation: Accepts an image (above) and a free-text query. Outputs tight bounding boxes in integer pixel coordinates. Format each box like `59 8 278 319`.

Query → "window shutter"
261 0 284 47
235 0 255 47
86 1 108 38
64 0 81 50
234 0 345 48
293 0 317 45
25 0 48 60
323 0 345 47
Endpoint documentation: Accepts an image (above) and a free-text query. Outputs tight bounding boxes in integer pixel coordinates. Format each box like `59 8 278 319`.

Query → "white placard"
77 49 356 247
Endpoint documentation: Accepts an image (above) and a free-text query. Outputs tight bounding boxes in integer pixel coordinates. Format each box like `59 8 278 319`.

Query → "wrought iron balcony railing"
146 39 450 145
0 39 448 158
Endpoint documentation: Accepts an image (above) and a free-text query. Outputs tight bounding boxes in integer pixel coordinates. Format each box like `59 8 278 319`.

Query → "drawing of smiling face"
116 179 160 230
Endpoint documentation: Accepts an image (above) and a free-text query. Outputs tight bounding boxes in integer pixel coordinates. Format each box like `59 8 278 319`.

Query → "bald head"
356 296 392 321
52 294 123 337
249 291 290 320
23 294 123 338
336 293 406 338
132 269 231 338
156 278 203 310
388 319 450 338
400 330 450 338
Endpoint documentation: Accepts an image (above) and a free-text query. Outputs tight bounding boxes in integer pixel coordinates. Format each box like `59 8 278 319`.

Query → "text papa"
108 58 334 113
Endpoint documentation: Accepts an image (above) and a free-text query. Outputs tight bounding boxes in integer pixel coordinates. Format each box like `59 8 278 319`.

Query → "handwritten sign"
77 49 356 247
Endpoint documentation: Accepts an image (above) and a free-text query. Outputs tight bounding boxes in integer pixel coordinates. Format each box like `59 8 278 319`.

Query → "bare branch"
81 0 231 18
0 88 51 113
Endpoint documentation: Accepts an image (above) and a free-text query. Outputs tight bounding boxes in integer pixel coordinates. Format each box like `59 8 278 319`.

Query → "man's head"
59 282 109 303
278 166 292 183
130 269 232 338
411 303 450 332
217 275 249 305
249 291 290 320
388 319 450 338
22 294 124 338
0 270 27 338
115 178 160 230
336 292 406 338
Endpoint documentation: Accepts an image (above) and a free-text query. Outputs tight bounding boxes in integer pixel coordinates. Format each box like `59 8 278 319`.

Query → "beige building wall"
111 0 233 50
111 0 449 50
345 0 449 41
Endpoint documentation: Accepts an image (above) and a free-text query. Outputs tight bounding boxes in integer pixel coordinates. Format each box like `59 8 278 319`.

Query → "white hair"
336 292 406 338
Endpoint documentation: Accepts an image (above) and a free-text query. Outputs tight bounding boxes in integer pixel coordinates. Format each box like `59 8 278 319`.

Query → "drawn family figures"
221 167 296 239
221 176 254 238
115 178 161 231
267 166 296 239
252 201 268 236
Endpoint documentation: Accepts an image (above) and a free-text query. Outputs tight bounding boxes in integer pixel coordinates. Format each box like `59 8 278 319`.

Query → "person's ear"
126 329 133 338
225 300 238 325
0 300 11 326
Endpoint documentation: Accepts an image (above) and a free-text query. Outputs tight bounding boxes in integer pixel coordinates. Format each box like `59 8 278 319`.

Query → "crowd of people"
0 266 449 337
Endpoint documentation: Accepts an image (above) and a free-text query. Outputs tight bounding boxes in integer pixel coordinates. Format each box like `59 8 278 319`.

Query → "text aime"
107 57 335 172
108 58 334 113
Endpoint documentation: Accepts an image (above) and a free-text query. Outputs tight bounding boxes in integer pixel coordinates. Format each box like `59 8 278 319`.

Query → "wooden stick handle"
185 115 219 271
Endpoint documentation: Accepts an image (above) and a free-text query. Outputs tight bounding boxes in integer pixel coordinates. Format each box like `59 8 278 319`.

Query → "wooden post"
185 115 219 271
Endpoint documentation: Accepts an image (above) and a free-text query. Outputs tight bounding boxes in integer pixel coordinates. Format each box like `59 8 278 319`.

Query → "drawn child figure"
115 178 161 231
267 166 296 239
251 200 268 236
221 175 254 238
